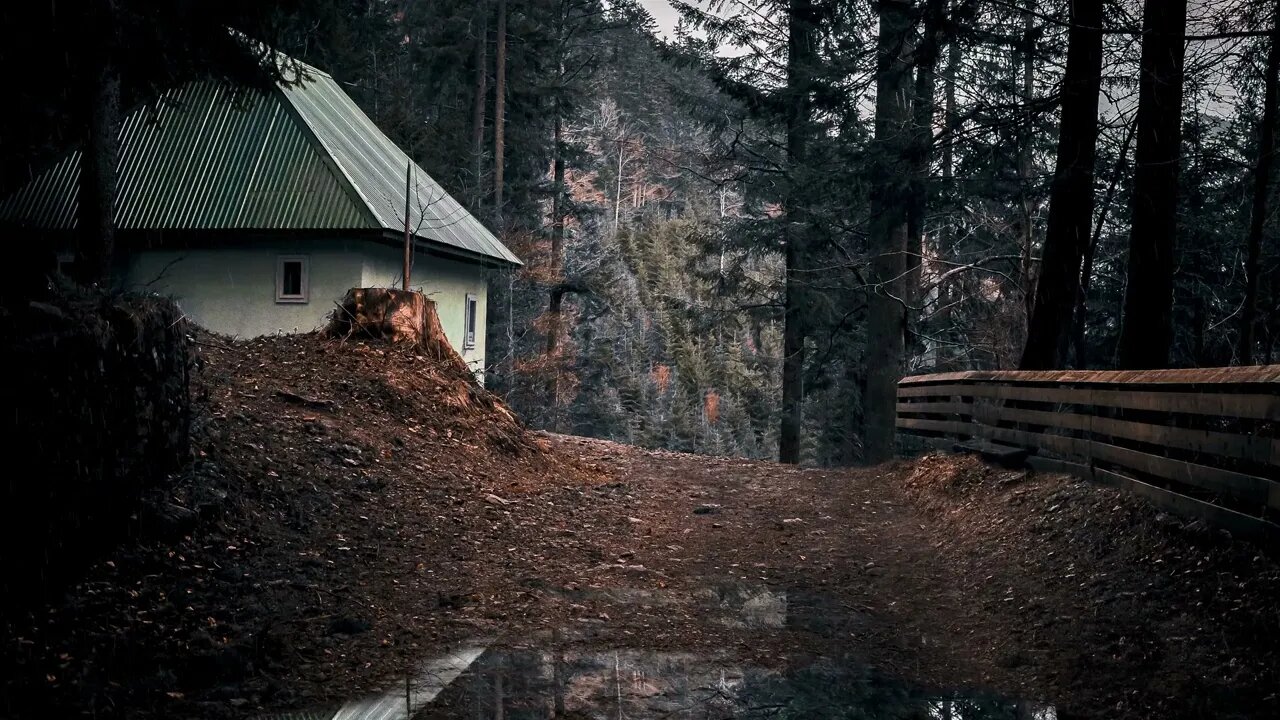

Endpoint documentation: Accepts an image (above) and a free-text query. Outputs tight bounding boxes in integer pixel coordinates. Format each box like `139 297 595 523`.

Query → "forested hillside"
2 0 1276 465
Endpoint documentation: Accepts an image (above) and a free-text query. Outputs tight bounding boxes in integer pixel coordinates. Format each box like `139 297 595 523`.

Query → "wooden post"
403 160 412 291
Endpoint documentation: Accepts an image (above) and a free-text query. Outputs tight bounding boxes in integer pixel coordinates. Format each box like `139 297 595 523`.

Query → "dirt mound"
1 288 189 612
903 452 991 493
898 451 1280 718
199 331 542 463
0 331 605 719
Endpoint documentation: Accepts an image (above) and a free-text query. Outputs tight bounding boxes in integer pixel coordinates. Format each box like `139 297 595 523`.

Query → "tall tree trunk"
905 0 946 359
1117 0 1188 369
493 0 508 225
863 0 914 464
778 0 818 465
1020 0 1104 369
492 665 504 720
1017 4 1037 324
1240 0 1280 365
471 0 489 207
614 138 627 232
76 38 121 285
942 1 959 187
1075 117 1136 369
545 94 567 418
935 0 961 369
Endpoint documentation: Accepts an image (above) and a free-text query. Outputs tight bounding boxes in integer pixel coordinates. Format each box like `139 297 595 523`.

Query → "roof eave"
373 229 521 269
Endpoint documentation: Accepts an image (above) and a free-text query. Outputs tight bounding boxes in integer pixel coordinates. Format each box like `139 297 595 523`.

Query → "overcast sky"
639 0 681 38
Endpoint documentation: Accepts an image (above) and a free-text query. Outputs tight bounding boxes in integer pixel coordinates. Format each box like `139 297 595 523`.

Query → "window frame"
463 293 478 350
275 255 310 304
56 251 76 278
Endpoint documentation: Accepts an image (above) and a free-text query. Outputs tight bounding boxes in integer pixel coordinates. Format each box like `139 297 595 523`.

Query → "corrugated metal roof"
281 68 521 266
0 63 520 267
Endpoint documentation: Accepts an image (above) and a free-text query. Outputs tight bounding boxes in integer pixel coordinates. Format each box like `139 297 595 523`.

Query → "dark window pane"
282 261 303 296
465 297 476 347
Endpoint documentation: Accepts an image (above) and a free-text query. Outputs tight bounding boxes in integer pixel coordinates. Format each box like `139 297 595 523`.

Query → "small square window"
56 251 76 277
463 294 478 350
276 256 309 303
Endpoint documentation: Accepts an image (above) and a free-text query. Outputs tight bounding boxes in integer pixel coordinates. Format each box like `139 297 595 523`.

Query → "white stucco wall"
124 239 365 338
123 239 489 375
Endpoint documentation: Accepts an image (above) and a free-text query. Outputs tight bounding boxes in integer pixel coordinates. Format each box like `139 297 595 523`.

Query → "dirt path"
406 434 1278 720
6 334 1275 719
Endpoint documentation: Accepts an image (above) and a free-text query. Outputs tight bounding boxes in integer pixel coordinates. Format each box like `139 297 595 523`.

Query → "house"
0 61 520 375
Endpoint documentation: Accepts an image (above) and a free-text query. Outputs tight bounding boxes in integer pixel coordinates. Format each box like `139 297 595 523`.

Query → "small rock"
693 504 721 515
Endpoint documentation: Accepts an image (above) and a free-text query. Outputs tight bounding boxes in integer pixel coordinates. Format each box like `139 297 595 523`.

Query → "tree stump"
328 288 470 373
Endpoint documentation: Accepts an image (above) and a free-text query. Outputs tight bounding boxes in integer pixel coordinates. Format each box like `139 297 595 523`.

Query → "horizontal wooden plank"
967 423 1277 509
969 404 1278 466
897 383 1280 420
1093 469 1280 542
1090 441 1278 510
1002 442 1278 540
895 433 954 457
900 365 1280 386
895 417 971 436
895 401 973 416
975 423 1089 459
1026 455 1091 478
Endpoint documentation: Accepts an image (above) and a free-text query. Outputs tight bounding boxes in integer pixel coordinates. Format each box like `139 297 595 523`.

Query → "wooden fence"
896 367 1280 540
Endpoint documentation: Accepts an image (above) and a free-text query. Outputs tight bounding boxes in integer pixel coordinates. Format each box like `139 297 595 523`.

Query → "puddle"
260 584 1053 719
264 644 1053 720
418 647 1055 719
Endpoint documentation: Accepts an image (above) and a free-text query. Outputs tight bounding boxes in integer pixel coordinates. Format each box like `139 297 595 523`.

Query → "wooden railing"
896 367 1280 540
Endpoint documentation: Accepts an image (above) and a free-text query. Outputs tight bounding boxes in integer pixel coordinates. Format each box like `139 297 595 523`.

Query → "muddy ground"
2 334 1276 719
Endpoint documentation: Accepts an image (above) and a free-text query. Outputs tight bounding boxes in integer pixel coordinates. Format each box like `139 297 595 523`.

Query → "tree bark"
1016 3 1037 324
905 0 947 358
544 88 567 416
778 0 819 465
493 0 508 225
471 0 489 207
1020 0 1104 370
403 161 412 290
1117 0 1188 369
863 0 914 464
1239 0 1280 365
942 1 959 187
1075 117 1136 369
934 0 961 370
76 46 121 285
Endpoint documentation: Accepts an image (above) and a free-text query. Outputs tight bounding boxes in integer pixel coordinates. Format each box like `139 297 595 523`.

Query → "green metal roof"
0 64 520 267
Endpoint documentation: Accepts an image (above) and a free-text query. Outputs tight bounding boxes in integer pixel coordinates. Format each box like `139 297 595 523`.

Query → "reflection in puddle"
260 585 1053 720
709 585 788 629
418 648 1054 720
259 644 487 720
